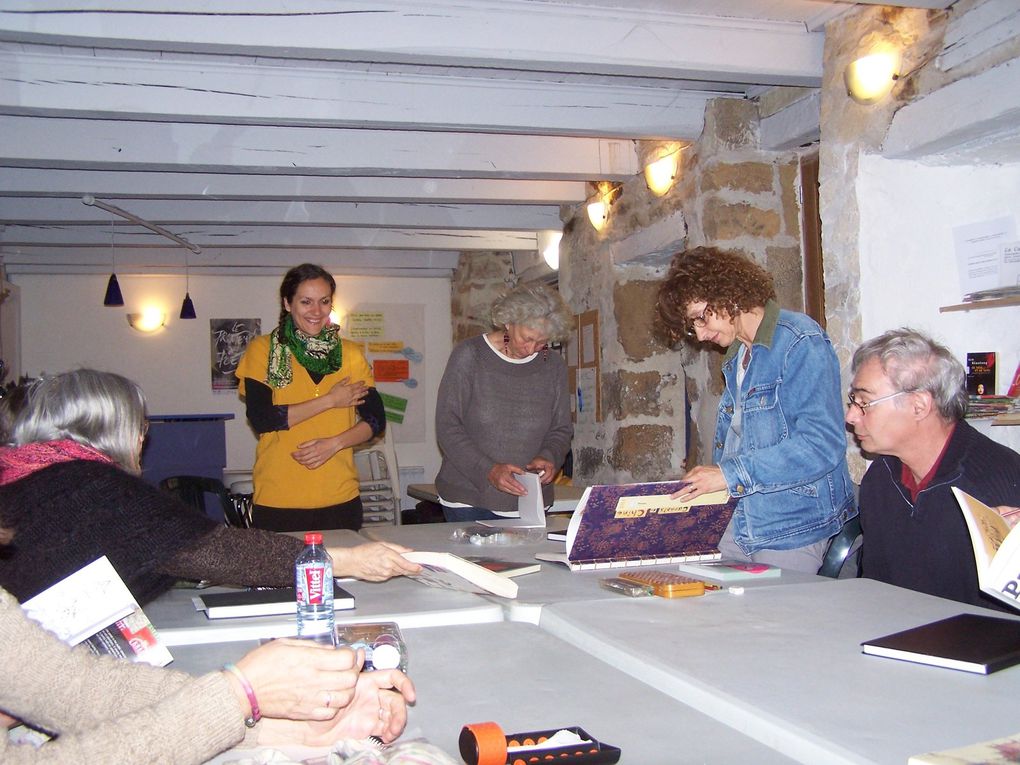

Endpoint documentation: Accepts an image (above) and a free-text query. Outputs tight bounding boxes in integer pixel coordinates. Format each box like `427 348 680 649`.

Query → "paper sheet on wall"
581 323 597 365
952 216 1018 296
576 367 597 425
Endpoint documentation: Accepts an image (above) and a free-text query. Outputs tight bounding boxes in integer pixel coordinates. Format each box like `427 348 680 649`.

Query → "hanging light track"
81 195 201 254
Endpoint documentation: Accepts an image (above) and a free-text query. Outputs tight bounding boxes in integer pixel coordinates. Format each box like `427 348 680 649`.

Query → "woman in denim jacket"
658 247 856 572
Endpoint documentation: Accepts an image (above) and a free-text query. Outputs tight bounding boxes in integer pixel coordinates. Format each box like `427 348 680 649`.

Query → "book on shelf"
401 551 518 598
535 481 736 572
195 584 356 619
966 351 996 396
952 487 1020 611
861 612 1020 675
675 560 781 581
22 556 173 667
909 729 1020 764
461 555 542 578
1009 360 1020 399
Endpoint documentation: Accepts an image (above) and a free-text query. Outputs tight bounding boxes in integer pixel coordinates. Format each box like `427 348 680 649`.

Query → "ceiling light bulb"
845 50 901 104
587 200 609 231
537 230 563 270
644 151 680 196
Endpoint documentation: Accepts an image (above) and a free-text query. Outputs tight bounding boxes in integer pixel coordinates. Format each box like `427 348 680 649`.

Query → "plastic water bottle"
295 532 334 639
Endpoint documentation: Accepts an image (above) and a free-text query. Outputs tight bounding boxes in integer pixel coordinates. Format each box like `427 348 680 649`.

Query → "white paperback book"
479 471 547 528
22 556 173 667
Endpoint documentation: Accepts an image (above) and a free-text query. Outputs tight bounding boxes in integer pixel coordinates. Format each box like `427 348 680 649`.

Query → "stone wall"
555 98 809 485
819 0 1017 478
446 0 1018 489
447 251 516 344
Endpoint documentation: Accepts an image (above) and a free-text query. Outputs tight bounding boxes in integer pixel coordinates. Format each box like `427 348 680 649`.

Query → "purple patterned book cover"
568 481 736 564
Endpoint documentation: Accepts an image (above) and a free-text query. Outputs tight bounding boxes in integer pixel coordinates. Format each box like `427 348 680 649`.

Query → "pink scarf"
0 439 114 486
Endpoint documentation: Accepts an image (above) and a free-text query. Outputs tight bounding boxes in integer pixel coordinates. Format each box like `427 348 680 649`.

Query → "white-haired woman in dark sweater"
435 282 574 522
0 369 418 605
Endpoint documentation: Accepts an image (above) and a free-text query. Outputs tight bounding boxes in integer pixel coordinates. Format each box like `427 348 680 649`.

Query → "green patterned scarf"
267 315 343 388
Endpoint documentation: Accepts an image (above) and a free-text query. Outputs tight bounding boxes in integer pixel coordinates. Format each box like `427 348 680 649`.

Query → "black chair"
817 514 862 578
159 475 250 528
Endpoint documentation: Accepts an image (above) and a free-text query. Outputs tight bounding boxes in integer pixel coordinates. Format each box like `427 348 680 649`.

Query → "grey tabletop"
186 621 799 765
541 577 1020 765
362 521 820 622
149 577 503 646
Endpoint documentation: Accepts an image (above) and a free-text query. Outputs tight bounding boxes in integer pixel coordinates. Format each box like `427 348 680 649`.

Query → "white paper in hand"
479 471 547 528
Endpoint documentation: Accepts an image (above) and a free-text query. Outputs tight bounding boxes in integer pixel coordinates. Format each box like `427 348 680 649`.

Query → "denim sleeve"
719 332 849 495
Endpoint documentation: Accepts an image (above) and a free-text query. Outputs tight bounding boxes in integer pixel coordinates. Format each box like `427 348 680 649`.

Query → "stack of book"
965 395 1014 419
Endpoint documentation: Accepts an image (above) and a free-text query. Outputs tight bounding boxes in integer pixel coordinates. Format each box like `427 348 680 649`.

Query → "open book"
536 481 736 571
22 556 173 667
952 487 1020 611
401 551 518 598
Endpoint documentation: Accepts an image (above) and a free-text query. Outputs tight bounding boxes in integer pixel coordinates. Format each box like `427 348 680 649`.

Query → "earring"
503 328 510 356
543 343 549 361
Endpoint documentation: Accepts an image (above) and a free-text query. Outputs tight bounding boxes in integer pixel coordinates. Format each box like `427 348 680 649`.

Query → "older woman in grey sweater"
435 282 573 522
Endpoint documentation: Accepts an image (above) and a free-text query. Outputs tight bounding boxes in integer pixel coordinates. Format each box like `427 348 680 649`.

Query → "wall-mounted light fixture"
586 182 621 232
537 229 563 270
845 46 901 104
643 144 684 196
127 308 167 334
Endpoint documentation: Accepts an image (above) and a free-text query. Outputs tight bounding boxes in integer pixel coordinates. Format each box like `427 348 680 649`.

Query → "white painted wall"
857 154 1020 452
13 272 451 480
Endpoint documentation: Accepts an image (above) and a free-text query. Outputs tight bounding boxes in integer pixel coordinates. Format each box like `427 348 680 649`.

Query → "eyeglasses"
846 389 911 416
685 305 713 336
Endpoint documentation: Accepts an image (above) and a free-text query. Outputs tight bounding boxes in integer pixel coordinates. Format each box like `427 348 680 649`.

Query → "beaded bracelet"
223 663 261 727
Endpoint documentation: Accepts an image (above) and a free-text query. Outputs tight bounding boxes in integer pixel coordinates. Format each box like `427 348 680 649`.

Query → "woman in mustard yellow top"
237 264 384 531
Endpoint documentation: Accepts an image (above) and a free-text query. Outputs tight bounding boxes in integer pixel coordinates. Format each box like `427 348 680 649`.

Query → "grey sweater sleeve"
435 340 499 482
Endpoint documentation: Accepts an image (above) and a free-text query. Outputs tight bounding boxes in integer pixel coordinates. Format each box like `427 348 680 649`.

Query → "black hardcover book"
862 613 1020 675
198 585 355 619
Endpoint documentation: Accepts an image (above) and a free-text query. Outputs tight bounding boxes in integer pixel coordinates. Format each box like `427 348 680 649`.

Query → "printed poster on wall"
344 305 425 441
211 319 260 391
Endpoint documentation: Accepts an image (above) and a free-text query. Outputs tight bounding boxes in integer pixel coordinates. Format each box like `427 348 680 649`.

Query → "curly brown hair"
657 247 776 341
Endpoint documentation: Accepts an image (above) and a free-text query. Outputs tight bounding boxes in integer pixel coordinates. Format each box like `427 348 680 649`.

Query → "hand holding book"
674 465 729 501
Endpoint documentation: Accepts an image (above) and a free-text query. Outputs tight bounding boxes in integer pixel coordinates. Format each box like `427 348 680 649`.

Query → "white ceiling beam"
0 116 639 180
0 1 824 86
0 198 564 231
0 246 462 275
0 168 588 205
883 58 1020 163
0 47 715 139
1 223 537 251
760 90 820 151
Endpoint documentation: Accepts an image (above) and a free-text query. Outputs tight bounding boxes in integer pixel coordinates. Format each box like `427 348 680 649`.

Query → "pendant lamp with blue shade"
180 250 197 319
103 219 124 307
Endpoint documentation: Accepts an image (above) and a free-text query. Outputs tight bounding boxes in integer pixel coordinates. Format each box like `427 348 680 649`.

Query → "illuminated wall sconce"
845 47 901 104
586 182 621 232
537 229 563 270
127 308 167 334
643 144 684 196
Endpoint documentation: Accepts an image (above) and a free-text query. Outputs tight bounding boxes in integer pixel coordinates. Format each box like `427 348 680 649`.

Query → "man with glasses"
848 328 1020 609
